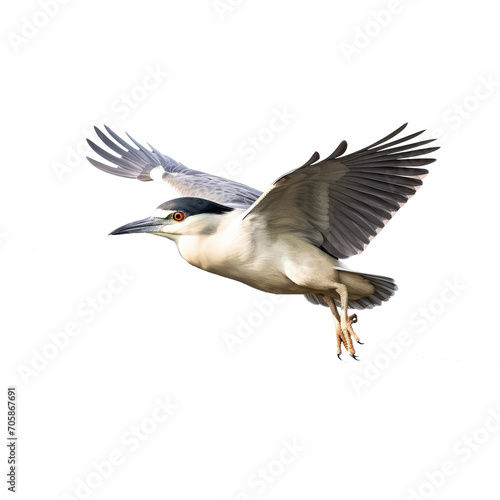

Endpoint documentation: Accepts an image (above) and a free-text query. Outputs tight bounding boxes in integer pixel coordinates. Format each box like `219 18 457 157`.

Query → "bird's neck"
176 210 249 272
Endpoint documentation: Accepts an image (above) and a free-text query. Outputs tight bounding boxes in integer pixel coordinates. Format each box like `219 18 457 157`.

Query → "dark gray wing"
242 124 438 259
86 126 262 208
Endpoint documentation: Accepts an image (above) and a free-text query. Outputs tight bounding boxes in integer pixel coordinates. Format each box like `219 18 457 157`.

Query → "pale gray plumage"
88 125 261 208
87 123 437 359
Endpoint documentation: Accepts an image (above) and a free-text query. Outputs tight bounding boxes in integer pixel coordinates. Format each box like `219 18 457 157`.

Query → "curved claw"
349 314 358 324
357 340 364 345
337 354 342 361
351 354 359 361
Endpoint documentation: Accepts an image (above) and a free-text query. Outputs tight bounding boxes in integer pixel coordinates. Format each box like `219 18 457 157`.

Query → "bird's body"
175 210 329 294
87 123 437 358
174 211 371 300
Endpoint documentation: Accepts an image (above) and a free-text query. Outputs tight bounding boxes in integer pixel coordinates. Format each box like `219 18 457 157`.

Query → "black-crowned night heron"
87 124 437 359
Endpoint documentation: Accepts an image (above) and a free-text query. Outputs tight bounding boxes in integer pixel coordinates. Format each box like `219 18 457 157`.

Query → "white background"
2 1 500 499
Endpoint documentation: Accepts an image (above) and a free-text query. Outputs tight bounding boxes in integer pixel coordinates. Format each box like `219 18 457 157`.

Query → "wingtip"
325 140 348 161
86 138 107 156
86 156 105 168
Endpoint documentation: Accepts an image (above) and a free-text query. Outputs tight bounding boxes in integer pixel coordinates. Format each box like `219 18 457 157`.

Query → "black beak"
109 217 164 236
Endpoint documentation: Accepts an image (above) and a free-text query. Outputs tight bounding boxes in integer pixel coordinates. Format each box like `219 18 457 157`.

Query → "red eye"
173 211 185 221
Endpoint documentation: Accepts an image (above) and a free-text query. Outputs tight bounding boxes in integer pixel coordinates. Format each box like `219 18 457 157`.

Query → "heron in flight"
87 123 437 359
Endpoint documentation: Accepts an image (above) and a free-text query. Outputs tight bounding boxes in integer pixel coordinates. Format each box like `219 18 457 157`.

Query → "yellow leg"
320 295 362 360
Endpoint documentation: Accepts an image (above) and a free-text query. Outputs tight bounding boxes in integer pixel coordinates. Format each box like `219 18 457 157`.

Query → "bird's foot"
336 314 362 360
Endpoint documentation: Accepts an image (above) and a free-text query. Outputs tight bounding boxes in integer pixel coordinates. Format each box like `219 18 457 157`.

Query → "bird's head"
109 197 234 240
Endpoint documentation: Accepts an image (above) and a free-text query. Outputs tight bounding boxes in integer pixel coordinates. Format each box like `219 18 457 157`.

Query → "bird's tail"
345 271 398 310
304 270 398 310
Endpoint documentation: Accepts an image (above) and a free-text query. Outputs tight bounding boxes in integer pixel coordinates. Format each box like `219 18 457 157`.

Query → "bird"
86 123 437 359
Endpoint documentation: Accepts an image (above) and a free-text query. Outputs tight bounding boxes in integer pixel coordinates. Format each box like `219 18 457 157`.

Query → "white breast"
176 213 310 293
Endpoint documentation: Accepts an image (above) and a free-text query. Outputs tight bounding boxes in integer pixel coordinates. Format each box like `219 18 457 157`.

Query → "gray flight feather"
87 126 262 209
243 123 438 260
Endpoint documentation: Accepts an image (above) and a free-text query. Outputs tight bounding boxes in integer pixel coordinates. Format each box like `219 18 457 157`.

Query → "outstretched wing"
242 124 438 259
86 126 262 208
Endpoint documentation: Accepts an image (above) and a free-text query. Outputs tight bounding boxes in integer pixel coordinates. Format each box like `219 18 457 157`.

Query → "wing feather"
242 124 437 259
86 127 262 208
